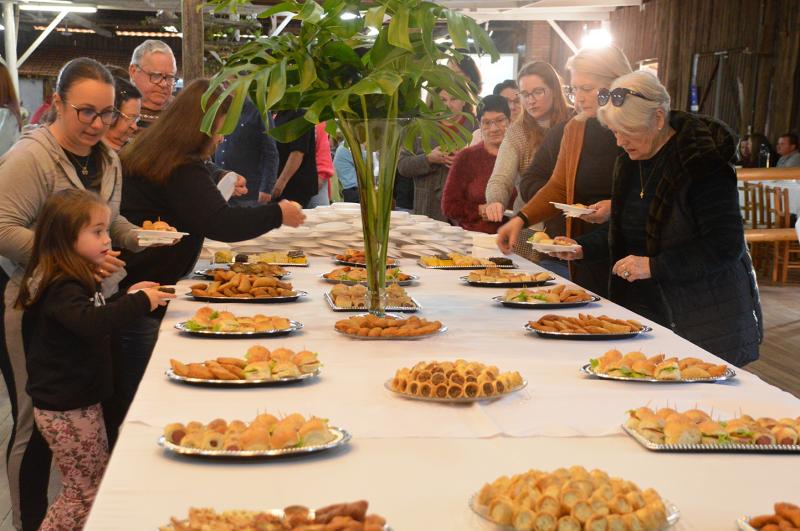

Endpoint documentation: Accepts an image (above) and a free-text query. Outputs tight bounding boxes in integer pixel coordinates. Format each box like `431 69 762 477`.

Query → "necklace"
638 161 656 199
66 151 91 177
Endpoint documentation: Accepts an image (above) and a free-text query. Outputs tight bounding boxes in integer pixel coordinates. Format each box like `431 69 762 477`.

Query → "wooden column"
181 0 204 82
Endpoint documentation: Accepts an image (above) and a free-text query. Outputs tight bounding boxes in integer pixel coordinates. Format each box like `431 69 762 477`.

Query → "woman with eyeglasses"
496 46 632 296
103 77 141 152
550 71 762 366
0 57 143 531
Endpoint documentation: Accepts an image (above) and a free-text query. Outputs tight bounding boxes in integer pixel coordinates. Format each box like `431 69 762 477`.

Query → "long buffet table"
85 255 800 530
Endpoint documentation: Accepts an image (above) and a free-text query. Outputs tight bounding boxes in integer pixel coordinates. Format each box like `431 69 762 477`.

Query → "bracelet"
516 211 529 227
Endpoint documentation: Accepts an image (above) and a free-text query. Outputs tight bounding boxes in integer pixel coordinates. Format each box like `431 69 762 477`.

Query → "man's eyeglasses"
134 65 178 86
69 103 116 125
565 84 597 104
480 116 508 129
597 87 655 107
116 109 141 126
520 87 548 100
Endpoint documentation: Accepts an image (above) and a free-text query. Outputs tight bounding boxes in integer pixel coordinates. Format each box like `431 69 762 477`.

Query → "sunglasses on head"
597 87 655 107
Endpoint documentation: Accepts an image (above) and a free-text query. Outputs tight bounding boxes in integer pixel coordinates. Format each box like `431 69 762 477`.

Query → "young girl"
16 189 174 530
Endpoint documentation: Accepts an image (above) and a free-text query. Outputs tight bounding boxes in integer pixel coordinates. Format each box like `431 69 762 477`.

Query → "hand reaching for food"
580 199 611 223
496 216 524 254
140 287 176 310
278 200 305 227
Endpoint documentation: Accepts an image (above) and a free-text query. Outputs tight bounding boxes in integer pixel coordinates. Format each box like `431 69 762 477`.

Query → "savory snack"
589 349 729 381
390 360 524 400
141 218 176 231
161 413 337 452
181 306 293 333
157 286 176 294
625 406 800 447
747 502 800 530
160 501 386 531
466 268 553 284
169 346 321 382
190 273 296 299
323 266 412 284
230 262 288 277
334 314 443 338
420 253 496 267
474 466 670 530
335 248 396 265
502 285 594 304
528 231 576 247
255 250 308 265
329 283 415 309
528 313 647 335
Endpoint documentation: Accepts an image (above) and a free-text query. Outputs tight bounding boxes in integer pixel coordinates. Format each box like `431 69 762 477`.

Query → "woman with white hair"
553 70 762 366
496 46 632 296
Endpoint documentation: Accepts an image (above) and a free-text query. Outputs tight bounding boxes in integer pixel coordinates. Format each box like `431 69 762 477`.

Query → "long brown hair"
16 189 108 308
0 64 22 131
516 61 572 149
121 78 231 184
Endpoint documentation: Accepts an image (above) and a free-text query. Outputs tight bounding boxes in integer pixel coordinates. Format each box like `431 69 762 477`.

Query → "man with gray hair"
128 39 178 129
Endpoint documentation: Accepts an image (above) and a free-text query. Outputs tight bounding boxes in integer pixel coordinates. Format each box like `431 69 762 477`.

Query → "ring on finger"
622 270 630 278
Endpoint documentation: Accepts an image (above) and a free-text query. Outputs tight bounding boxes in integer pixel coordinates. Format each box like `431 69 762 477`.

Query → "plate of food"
737 502 800 530
159 414 349 459
334 249 398 268
386 360 526 403
583 350 735 383
187 275 303 302
471 466 679 530
134 218 188 246
334 314 445 340
494 285 600 309
187 290 306 304
418 253 517 269
623 406 800 453
175 307 302 338
195 263 290 280
526 314 651 339
550 201 596 217
461 269 554 287
160 501 389 531
527 231 581 253
213 250 309 266
166 346 321 386
325 284 420 313
321 266 418 286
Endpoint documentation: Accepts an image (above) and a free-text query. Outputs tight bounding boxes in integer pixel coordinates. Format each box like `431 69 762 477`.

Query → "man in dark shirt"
268 110 318 207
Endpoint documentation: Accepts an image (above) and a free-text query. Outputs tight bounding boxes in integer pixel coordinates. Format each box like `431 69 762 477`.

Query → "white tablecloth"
86 256 800 530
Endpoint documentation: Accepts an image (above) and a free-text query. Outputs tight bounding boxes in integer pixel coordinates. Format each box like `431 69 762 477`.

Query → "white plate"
217 172 238 201
529 242 581 254
134 229 188 238
331 202 359 209
550 201 596 217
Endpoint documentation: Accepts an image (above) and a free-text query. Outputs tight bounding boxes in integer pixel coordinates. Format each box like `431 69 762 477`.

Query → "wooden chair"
780 220 800 282
745 186 792 282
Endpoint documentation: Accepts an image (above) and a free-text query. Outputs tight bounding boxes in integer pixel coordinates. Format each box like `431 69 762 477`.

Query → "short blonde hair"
566 45 632 83
597 70 671 134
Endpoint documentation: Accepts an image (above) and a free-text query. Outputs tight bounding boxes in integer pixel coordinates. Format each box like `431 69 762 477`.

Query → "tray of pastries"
166 346 321 386
195 263 290 280
334 314 445 339
583 350 735 383
325 284 420 313
321 266 417 286
334 249 398 268
471 466 679 530
624 406 800 452
494 285 599 309
160 500 388 531
188 274 305 303
386 360 526 403
526 314 651 339
462 269 554 287
419 253 516 269
175 307 302 338
738 502 800 530
159 413 349 459
213 250 309 266
527 231 581 254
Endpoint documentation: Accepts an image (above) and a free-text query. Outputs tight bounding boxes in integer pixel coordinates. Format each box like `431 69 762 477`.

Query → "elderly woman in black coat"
553 70 762 366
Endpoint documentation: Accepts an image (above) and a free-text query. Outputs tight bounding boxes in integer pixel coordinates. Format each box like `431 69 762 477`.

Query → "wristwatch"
515 211 529 227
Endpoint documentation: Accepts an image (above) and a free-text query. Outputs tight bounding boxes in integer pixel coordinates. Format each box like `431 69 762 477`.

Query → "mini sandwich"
664 421 702 445
529 232 550 244
251 413 279 432
683 409 711 424
243 361 272 380
279 413 307 432
298 417 334 446
245 345 270 362
272 360 301 379
725 423 756 444
771 425 799 445
697 421 728 445
270 348 295 362
636 415 666 444
239 426 270 451
269 423 300 449
625 407 656 430
751 428 776 446
292 350 321 373
654 360 681 380
630 360 656 378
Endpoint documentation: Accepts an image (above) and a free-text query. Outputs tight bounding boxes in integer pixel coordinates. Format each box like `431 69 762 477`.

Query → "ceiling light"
33 25 95 33
116 30 182 38
163 25 179 33
581 29 612 49
19 5 97 12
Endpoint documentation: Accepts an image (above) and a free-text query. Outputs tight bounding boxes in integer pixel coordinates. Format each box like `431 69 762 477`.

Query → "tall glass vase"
336 118 407 316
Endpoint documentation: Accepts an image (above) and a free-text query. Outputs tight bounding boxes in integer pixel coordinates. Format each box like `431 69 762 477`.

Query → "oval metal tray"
493 295 601 309
333 258 399 269
384 379 527 403
174 320 303 338
195 268 292 280
186 291 307 304
417 260 517 270
334 314 446 340
525 323 652 340
460 275 554 288
165 508 390 531
165 367 320 386
622 424 800 453
581 363 736 383
320 273 418 286
324 292 420 313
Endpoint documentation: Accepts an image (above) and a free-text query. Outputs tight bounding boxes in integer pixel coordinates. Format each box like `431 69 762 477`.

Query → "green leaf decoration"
387 5 413 52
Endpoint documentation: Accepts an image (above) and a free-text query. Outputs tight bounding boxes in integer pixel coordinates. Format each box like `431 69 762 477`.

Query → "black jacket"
24 278 151 410
120 160 283 288
580 111 762 366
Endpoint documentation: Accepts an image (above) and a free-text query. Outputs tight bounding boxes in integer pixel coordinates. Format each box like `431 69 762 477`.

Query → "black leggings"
0 269 51 531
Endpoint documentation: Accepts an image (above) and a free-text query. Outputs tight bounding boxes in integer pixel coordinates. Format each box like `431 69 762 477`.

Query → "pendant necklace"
66 151 90 177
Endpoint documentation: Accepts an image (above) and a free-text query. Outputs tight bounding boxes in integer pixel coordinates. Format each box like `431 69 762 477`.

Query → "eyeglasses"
480 116 509 129
134 65 177 86
519 87 548 100
69 103 117 125
597 87 655 107
565 84 597 104
116 109 141 126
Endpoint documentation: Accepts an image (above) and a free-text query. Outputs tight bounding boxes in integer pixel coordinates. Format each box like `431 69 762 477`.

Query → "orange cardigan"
519 118 587 239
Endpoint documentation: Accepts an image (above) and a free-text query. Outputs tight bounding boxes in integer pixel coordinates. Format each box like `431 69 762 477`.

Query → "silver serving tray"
384 379 527 403
212 258 309 267
622 424 800 453
494 294 601 309
186 291 307 304
174 320 303 338
324 292 420 313
164 509 390 531
417 259 517 270
334 313 446 340
195 268 292 280
165 367 321 386
319 273 419 286
460 275 554 288
469 493 680 529
158 427 350 459
525 323 652 340
581 363 736 383
333 258 400 269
